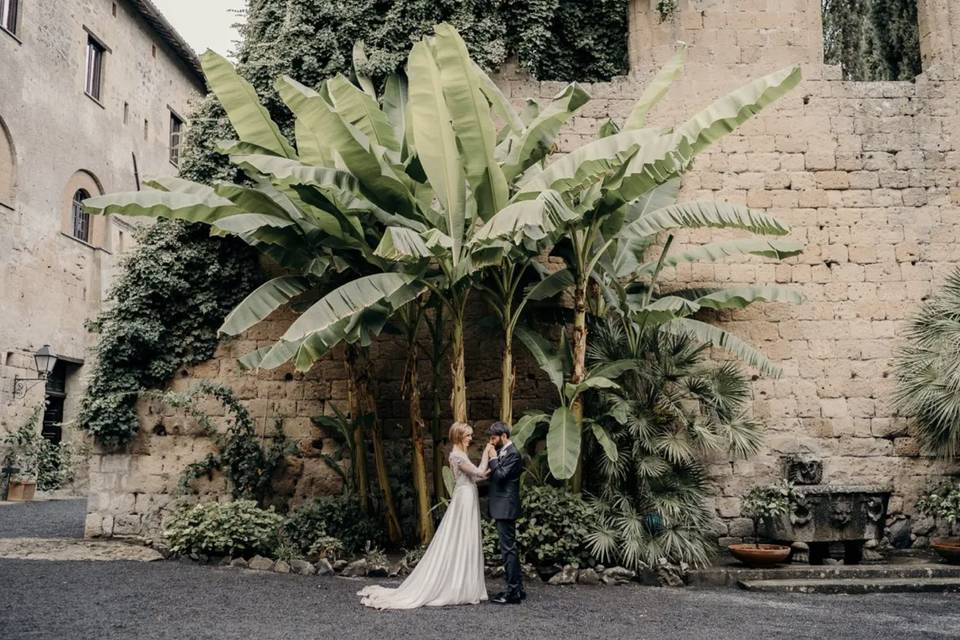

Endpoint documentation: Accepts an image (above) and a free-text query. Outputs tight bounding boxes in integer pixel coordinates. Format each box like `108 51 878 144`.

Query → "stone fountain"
761 454 891 565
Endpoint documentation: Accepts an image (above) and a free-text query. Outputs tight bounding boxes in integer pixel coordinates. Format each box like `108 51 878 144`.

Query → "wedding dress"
358 448 489 609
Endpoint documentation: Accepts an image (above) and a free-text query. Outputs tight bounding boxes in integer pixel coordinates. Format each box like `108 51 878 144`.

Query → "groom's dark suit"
488 442 523 601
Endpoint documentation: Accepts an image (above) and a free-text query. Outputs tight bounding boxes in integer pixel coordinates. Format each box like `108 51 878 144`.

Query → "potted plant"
729 481 795 568
917 481 960 564
2 407 44 501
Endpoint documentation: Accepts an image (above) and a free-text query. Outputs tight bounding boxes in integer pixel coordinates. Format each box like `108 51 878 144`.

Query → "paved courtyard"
1 499 959 640
1 559 959 640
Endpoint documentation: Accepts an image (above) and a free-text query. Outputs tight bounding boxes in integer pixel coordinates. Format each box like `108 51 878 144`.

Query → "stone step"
738 576 960 594
688 561 960 587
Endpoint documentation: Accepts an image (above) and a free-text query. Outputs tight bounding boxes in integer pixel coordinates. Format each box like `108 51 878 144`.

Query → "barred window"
85 37 105 100
72 189 90 242
0 0 18 35
169 112 183 166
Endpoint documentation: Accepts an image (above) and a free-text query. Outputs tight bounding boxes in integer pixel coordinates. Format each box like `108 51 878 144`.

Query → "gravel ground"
1 559 959 640
0 499 86 539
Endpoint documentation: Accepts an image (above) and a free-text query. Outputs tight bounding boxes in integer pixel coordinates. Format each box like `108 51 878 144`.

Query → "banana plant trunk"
406 353 435 544
345 346 370 511
500 332 515 425
429 306 446 501
450 307 469 423
347 344 402 543
569 278 589 493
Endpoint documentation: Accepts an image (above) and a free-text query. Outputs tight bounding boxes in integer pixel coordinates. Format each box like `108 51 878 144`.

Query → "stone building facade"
85 0 960 547
0 0 204 483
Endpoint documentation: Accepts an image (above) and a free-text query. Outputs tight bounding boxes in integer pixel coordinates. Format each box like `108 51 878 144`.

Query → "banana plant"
502 46 802 490
369 24 589 423
511 327 635 480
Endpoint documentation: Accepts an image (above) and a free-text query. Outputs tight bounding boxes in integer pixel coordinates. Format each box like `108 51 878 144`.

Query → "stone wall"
0 0 202 484
87 0 960 547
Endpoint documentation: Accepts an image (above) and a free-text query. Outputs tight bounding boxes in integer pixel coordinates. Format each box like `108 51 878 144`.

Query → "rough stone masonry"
86 0 960 549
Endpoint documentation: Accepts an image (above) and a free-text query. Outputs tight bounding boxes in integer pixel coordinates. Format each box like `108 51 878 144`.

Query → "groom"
484 421 525 605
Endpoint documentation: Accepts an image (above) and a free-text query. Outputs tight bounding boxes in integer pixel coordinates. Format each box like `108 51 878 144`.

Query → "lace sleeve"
450 451 489 480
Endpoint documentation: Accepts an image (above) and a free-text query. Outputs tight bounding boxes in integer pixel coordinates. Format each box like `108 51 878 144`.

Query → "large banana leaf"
524 268 574 301
84 189 242 222
231 154 358 193
471 190 578 245
623 202 791 238
200 51 296 159
145 177 216 195
676 65 802 156
634 238 804 275
471 61 523 134
434 24 508 220
516 128 658 197
511 412 549 450
261 274 423 370
326 74 401 156
628 295 703 324
219 276 312 337
408 40 467 261
276 77 414 215
662 317 782 377
214 183 303 222
382 74 409 154
589 421 618 463
211 213 297 236
500 83 590 182
694 286 805 310
515 326 568 395
563 376 620 404
351 41 377 98
602 133 695 205
374 227 445 261
547 406 580 480
624 45 687 130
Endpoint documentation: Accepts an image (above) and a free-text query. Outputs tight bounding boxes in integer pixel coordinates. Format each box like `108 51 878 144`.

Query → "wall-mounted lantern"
12 345 57 399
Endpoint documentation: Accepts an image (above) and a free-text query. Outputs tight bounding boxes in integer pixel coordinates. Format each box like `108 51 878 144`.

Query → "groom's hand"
484 443 497 458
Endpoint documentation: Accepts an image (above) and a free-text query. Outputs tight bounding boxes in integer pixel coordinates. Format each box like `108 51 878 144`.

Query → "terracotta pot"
6 480 37 502
931 538 960 565
728 543 791 568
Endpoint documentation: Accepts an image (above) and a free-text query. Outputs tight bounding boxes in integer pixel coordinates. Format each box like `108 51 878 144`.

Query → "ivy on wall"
179 0 629 184
77 221 261 447
822 0 921 81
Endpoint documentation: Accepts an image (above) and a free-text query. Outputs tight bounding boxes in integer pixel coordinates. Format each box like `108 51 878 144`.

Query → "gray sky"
151 0 246 57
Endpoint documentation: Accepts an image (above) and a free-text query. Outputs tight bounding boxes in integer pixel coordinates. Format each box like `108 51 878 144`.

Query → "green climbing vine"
148 382 295 507
77 221 261 448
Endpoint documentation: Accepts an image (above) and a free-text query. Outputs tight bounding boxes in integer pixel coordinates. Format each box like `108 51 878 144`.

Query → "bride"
358 422 490 609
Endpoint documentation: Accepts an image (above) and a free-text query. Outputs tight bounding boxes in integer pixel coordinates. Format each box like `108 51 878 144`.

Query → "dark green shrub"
77 221 261 447
164 500 284 557
483 485 591 567
284 495 384 555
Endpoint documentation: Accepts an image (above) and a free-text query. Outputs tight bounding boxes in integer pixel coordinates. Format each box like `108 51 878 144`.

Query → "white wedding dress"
358 448 489 609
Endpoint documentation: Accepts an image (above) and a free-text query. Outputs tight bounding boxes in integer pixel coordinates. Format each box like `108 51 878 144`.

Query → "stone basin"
761 484 891 565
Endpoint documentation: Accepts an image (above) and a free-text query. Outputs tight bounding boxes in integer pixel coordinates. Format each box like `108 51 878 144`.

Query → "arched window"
71 189 91 242
0 116 13 206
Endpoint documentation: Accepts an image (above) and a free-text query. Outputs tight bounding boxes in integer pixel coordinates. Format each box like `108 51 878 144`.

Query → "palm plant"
893 268 960 458
582 320 765 568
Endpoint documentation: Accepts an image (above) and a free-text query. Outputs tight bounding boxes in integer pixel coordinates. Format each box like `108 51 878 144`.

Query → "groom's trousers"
495 519 523 597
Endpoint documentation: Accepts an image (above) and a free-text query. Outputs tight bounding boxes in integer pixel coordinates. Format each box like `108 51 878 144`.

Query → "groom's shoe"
490 592 522 605
519 590 527 601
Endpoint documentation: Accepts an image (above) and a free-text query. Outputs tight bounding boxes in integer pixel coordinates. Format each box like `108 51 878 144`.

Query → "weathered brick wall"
88 0 960 548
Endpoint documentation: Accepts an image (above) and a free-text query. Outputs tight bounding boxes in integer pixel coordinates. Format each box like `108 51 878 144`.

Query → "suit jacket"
487 443 523 521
